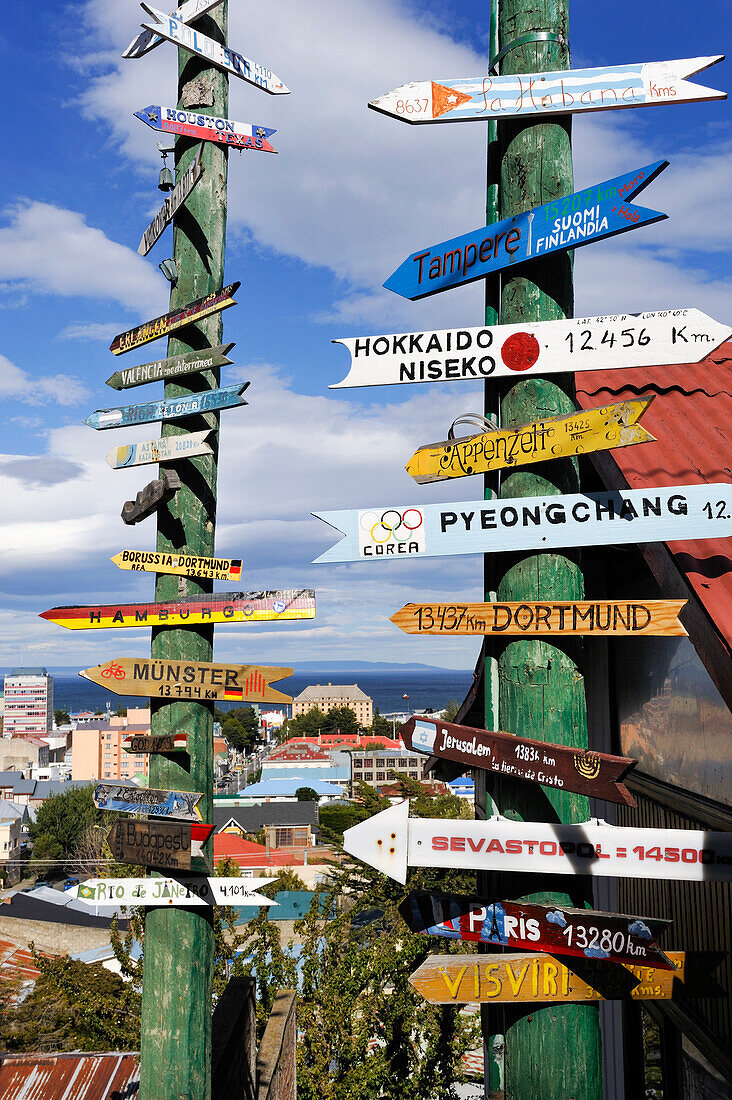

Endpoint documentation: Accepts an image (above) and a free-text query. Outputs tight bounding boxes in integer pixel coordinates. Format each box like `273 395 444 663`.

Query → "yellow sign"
391 599 687 636
112 550 243 582
81 658 292 703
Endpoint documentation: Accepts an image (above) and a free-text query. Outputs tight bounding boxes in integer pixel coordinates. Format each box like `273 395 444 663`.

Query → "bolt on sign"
330 309 731 390
81 658 293 703
112 550 243 581
106 344 235 391
124 0 223 58
406 398 655 483
107 819 214 871
40 589 317 630
342 800 732 885
71 877 278 907
138 143 204 255
391 600 688 637
400 890 675 969
384 161 667 300
93 782 203 821
399 716 637 805
121 469 181 525
369 56 725 125
109 282 240 355
136 105 277 152
312 485 732 564
121 732 187 754
408 952 685 1005
105 430 213 470
84 383 249 430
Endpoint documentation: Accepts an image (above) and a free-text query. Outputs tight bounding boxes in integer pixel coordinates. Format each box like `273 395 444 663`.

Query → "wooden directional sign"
124 0 223 59
391 600 688 637
409 952 685 1005
105 430 213 469
384 161 667 301
112 549 242 581
330 309 731 390
343 801 732 885
138 143 204 255
140 4 290 93
399 716 637 806
136 105 277 153
81 658 293 704
400 890 674 970
109 282 239 355
40 589 316 630
106 344 235 391
369 56 725 125
122 732 187 754
312 484 732 564
84 383 249 430
407 399 655 483
121 469 181 525
71 876 277 907
107 818 214 871
93 782 203 821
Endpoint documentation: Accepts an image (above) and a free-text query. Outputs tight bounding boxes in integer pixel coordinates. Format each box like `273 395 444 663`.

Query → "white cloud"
58 322 126 342
0 353 88 406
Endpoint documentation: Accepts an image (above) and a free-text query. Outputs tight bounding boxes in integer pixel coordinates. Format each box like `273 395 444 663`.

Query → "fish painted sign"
71 876 276 907
124 0 223 59
391 600 688 637
138 143 204 255
121 469 181 525
112 549 243 581
384 161 668 300
136 105 277 152
93 782 203 822
105 430 213 469
369 56 725 124
109 282 239 355
330 309 731 389
343 800 732 885
84 383 249 429
106 344 235 390
400 890 675 969
107 818 214 871
140 4 290 94
122 732 187 754
399 715 638 805
81 658 293 704
312 484 732 564
40 590 316 630
406 398 655 483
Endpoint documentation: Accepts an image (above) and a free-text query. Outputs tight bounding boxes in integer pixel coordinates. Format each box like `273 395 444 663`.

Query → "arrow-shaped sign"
343 800 732 885
312 484 732 564
122 732 188 754
111 550 242 581
109 282 240 355
121 469 181 525
406 398 655 483
84 383 249 430
81 658 293 704
138 144 204 255
391 600 688 637
71 876 277 907
124 0 222 58
93 782 203 822
399 716 638 805
106 344 235 391
330 309 731 390
384 161 668 300
369 56 725 125
399 889 675 970
107 818 214 871
105 430 214 470
136 105 277 153
140 4 290 94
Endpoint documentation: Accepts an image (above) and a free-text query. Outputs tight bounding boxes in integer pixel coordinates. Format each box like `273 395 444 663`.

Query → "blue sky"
0 0 729 671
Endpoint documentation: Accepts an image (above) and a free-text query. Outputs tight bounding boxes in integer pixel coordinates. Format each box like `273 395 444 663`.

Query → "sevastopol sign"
369 56 725 125
383 161 668 300
84 383 249 430
136 105 277 153
71 876 276 907
312 484 732 564
124 0 223 59
138 143 204 255
106 344 235 391
109 282 239 355
105 430 213 469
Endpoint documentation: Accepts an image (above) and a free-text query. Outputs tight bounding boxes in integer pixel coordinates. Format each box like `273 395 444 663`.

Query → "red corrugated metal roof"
576 342 732 653
0 939 55 984
0 1052 139 1099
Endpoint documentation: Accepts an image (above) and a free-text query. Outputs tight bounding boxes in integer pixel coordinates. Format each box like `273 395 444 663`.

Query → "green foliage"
391 775 473 820
30 832 64 875
286 707 329 737
296 786 319 802
218 706 259 753
29 786 100 858
362 740 393 752
53 709 70 727
370 707 395 738
441 699 461 722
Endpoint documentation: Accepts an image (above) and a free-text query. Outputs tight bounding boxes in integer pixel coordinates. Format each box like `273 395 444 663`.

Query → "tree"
114 705 127 718
219 706 259 753
322 705 359 737
53 709 70 727
362 739 392 753
296 786 319 802
29 833 63 878
441 699 461 722
370 707 394 738
285 706 328 737
29 786 100 859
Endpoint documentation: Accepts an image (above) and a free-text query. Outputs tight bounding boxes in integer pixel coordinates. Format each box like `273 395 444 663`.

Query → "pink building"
71 708 151 782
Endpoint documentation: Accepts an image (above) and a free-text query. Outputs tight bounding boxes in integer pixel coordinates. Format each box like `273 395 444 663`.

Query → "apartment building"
71 708 151 782
3 669 53 738
292 684 373 728
351 748 426 790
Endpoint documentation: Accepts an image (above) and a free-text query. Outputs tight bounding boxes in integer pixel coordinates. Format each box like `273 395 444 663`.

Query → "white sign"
330 309 730 389
71 876 278 907
124 0 222 59
343 801 732 885
105 429 213 469
138 144 204 255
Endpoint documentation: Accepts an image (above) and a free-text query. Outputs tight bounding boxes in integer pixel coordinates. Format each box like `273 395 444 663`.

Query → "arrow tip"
343 799 410 883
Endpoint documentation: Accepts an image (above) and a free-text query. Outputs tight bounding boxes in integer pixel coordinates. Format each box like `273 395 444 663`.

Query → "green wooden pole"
139 5 229 1098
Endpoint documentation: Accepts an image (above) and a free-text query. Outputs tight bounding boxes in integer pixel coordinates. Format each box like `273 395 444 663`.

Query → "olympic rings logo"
359 508 424 544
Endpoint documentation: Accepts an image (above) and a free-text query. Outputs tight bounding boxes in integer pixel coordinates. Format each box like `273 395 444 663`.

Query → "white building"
3 668 54 738
292 684 373 727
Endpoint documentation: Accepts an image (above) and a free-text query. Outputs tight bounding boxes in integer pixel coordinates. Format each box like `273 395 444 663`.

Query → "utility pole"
139 5 229 1098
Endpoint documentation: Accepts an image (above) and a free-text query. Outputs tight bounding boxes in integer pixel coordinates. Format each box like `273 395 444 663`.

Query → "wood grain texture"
81 658 293 703
392 599 687 636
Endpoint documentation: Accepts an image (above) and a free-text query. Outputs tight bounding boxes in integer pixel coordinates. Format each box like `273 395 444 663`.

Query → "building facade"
292 684 373 728
71 708 151 782
3 669 53 738
351 748 425 789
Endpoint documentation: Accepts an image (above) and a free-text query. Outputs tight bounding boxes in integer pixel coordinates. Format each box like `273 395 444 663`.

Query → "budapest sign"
312 484 732 564
84 383 248 430
406 398 655 483
342 800 732 885
81 658 293 704
136 105 277 152
369 56 725 124
400 889 674 969
330 309 731 389
138 143 204 255
107 818 214 871
112 549 243 581
72 877 276 907
106 344 235 390
124 0 223 59
399 716 637 805
109 282 239 355
384 161 667 300
122 732 187 754
93 782 203 822
40 589 316 630
391 600 688 637
105 430 213 469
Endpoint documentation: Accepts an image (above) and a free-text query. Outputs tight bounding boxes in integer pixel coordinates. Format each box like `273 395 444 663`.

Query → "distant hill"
12 660 467 675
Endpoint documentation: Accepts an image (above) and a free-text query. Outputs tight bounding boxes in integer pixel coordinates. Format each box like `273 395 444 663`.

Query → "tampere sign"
112 550 243 581
81 658 293 704
84 383 249 430
400 890 674 970
391 600 688 637
138 143 204 255
124 0 223 59
369 56 725 125
109 282 239 355
312 484 732 564
40 589 316 630
342 800 732 885
331 309 731 389
93 782 203 822
407 398 655 483
399 716 637 805
136 105 277 153
384 160 668 300
105 431 213 469
106 344 235 390
72 877 276 907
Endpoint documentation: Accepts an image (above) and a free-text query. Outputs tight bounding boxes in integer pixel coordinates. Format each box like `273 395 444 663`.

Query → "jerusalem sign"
391 600 687 637
136 105 277 152
109 282 239 355
40 590 316 630
81 658 293 704
112 550 243 581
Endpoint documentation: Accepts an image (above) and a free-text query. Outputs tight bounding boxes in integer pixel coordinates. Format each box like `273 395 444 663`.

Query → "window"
409 758 418 767
362 758 373 767
353 761 362 769
387 758 396 767
409 772 418 779
376 772 385 781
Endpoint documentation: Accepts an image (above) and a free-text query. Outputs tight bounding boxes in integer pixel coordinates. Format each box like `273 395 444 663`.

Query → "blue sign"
84 383 249 430
383 161 668 300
